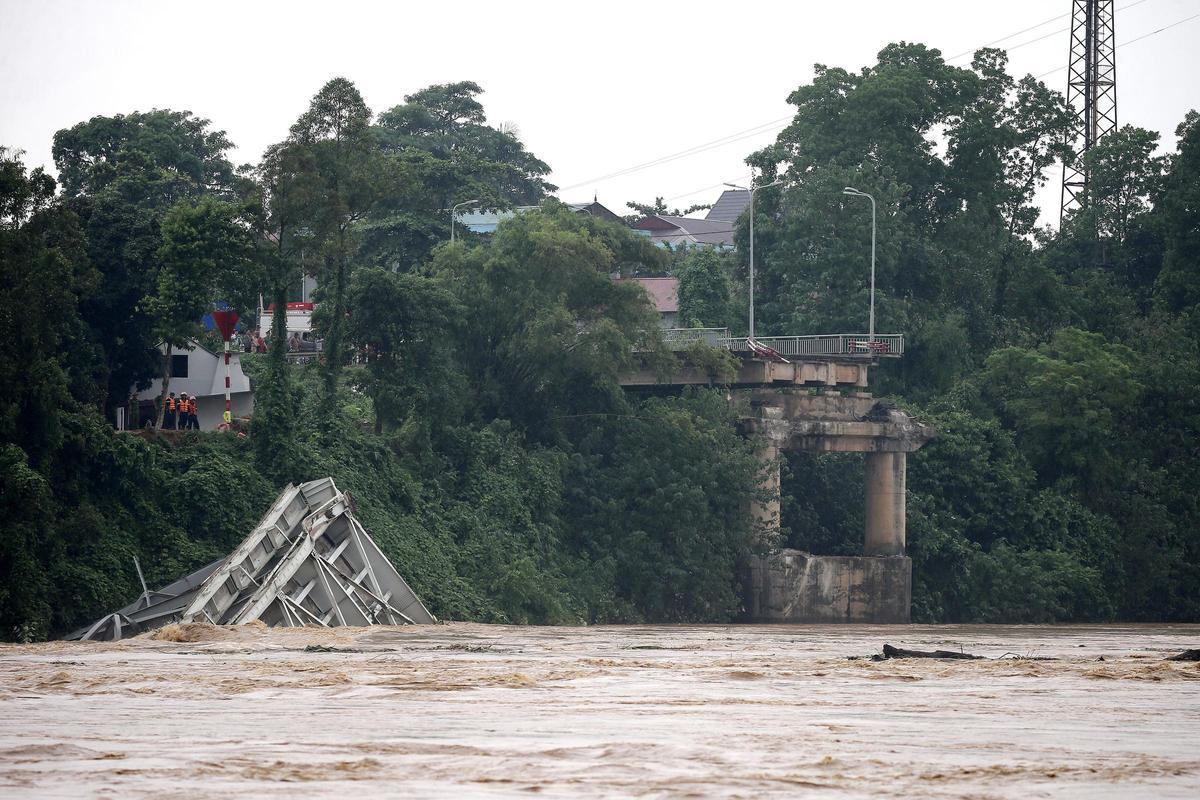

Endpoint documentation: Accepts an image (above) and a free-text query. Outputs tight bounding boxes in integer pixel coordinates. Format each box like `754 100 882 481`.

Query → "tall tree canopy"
362 81 554 271
284 78 381 412
737 43 1200 622
431 202 667 434
52 110 240 410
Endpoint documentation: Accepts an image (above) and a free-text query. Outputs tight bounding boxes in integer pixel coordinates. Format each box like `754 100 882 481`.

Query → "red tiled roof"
617 276 679 314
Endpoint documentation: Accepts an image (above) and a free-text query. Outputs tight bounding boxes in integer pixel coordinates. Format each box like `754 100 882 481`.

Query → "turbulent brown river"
1 623 1198 798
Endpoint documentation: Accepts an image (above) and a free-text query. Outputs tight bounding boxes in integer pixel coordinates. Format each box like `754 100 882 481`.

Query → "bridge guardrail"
726 333 904 358
663 328 730 347
662 330 904 358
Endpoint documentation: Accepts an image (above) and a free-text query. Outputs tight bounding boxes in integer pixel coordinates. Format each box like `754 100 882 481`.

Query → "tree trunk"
155 343 174 428
879 644 984 660
319 228 348 419
253 265 298 480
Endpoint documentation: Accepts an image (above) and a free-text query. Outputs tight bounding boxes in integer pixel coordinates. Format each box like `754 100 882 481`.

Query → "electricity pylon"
1060 0 1118 221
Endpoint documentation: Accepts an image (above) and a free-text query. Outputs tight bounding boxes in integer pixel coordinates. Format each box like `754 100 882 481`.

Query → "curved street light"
842 187 876 347
449 199 481 243
725 177 784 339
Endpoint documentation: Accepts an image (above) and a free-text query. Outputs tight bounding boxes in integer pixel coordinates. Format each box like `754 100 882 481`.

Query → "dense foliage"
1 44 1198 639
741 45 1200 622
0 91 756 638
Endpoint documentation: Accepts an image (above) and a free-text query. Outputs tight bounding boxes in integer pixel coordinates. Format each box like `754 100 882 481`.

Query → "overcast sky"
2 0 1197 226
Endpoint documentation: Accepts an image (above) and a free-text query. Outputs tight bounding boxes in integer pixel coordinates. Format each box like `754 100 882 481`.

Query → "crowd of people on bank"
228 329 321 354
234 331 269 353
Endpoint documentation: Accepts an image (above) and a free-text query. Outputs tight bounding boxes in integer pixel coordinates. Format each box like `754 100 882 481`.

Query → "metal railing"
663 328 730 347
726 333 903 358
662 329 904 358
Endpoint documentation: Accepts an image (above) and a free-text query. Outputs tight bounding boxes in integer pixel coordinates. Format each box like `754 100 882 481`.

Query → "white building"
132 340 253 430
257 296 315 338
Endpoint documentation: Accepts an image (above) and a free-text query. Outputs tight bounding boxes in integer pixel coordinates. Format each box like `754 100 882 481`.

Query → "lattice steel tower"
1060 0 1118 220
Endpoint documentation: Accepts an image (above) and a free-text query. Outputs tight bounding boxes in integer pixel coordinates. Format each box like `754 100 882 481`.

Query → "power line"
662 174 752 204
948 0 1153 63
1111 9 1200 47
559 0 1168 199
946 12 1069 60
1036 10 1199 79
557 118 789 192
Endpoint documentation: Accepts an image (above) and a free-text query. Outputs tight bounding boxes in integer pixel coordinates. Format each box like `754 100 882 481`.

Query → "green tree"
145 197 260 426
287 78 380 419
250 140 321 479
1155 111 1200 312
0 149 96 464
1070 125 1163 244
747 44 1072 376
979 327 1141 498
431 202 668 434
624 197 712 222
675 246 735 328
346 268 464 435
365 81 554 270
563 391 758 622
52 110 239 411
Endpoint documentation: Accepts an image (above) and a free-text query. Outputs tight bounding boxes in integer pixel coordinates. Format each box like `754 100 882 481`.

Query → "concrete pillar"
856 364 870 388
864 451 906 556
750 444 781 544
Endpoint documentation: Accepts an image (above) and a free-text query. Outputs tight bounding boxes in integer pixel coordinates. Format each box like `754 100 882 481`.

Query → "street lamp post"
450 199 480 243
842 187 876 347
725 178 783 339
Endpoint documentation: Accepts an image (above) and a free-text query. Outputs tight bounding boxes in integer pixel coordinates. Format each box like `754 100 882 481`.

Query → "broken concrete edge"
66 477 436 641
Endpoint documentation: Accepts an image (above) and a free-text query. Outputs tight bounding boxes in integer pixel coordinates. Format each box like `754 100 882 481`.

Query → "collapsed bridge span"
69 477 435 641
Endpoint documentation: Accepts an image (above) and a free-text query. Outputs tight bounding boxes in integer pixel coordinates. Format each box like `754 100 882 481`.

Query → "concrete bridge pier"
750 443 782 542
617 342 932 623
736 387 934 623
864 451 906 556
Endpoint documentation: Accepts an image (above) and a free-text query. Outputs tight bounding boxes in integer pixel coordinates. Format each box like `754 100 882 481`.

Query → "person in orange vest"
189 395 199 429
179 392 191 430
164 392 177 430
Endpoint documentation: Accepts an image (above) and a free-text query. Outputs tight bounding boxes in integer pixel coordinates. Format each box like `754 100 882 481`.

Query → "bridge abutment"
743 551 912 624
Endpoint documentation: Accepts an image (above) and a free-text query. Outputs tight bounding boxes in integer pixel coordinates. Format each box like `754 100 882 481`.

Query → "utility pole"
450 199 480 243
724 178 783 339
1061 0 1118 221
842 188 876 348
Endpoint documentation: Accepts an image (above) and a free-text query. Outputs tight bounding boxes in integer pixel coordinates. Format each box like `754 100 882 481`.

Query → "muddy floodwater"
1 623 1198 798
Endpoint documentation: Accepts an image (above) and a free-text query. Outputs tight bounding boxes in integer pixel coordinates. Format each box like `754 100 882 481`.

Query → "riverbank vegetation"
2 44 1197 640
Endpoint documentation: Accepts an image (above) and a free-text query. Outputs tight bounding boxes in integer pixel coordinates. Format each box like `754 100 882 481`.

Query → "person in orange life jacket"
188 395 199 429
179 392 193 430
164 392 177 429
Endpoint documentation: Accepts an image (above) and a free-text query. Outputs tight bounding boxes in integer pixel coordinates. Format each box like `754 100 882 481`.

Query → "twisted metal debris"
69 478 435 641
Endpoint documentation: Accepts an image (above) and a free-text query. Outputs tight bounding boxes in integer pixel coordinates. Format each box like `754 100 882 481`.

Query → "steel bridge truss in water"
68 478 436 641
